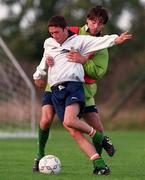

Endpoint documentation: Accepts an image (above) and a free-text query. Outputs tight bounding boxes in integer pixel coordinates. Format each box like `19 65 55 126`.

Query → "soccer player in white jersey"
33 15 132 175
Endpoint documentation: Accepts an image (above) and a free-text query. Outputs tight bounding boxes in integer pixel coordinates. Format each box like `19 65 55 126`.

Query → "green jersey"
78 25 109 107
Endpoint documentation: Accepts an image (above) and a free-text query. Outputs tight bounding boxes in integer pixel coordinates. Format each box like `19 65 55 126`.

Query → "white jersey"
33 33 118 86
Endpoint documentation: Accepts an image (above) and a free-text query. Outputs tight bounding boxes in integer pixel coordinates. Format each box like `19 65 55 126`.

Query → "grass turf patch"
0 129 145 180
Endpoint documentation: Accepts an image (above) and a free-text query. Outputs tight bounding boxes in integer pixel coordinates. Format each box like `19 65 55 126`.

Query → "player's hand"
34 79 46 89
115 32 132 44
45 55 54 67
67 51 87 64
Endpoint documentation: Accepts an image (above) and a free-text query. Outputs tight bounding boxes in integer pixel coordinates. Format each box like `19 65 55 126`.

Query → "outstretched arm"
79 32 132 56
115 32 132 44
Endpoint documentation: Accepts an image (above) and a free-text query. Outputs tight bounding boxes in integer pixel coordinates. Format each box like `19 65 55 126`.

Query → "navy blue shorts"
42 91 53 106
84 105 98 113
51 81 85 122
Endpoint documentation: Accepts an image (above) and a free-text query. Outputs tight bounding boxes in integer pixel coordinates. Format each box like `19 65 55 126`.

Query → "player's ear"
64 26 69 34
65 26 69 31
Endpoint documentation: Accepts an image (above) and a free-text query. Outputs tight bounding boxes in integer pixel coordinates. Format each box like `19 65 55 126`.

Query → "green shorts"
83 83 97 107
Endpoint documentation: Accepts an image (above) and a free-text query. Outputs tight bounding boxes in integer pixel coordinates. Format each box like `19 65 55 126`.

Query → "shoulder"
43 38 56 48
44 37 53 45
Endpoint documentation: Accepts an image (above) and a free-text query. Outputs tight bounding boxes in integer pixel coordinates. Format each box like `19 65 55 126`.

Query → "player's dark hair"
87 5 108 25
48 16 68 29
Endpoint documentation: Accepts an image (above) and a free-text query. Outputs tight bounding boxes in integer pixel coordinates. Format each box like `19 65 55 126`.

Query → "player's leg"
83 110 104 132
37 104 55 159
63 103 104 145
64 124 97 157
82 85 105 155
64 103 94 133
83 110 115 157
33 91 55 172
51 82 111 175
82 110 103 156
64 107 110 175
51 82 104 140
51 82 110 155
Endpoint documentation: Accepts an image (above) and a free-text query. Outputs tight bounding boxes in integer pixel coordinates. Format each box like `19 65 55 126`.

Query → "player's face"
87 18 104 35
48 26 68 44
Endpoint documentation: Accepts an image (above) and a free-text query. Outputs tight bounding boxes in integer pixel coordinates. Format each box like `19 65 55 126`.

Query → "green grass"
0 129 145 180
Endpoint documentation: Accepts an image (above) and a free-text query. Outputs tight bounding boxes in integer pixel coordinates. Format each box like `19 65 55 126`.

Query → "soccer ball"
39 155 61 174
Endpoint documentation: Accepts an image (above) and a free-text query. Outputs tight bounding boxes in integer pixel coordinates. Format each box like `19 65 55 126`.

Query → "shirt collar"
68 30 75 37
84 24 89 32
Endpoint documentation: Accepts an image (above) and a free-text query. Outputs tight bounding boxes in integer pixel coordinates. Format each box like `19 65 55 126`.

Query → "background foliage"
0 0 145 122
1 0 145 61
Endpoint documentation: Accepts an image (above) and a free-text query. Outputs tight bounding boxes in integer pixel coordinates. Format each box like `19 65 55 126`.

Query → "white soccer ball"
39 155 61 174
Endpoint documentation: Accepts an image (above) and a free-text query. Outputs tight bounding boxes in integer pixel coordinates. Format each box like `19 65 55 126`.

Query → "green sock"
92 141 103 156
92 131 104 144
92 132 104 155
36 127 50 160
93 157 106 169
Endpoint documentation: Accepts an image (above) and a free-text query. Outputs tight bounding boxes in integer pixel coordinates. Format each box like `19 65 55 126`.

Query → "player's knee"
40 117 52 129
63 119 73 128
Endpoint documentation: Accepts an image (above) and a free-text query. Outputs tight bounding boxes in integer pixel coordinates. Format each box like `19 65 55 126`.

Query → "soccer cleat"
32 158 40 172
93 165 111 175
102 136 116 157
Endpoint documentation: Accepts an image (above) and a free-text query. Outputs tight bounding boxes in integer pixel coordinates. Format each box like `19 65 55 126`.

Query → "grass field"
0 128 145 180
